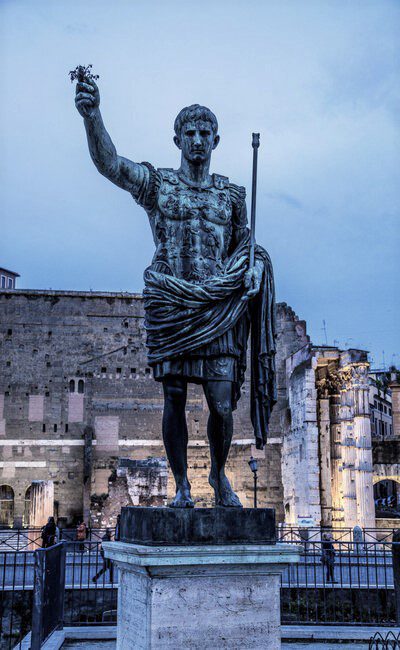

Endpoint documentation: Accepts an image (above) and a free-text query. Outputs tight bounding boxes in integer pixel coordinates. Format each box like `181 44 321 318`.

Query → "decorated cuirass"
149 169 237 283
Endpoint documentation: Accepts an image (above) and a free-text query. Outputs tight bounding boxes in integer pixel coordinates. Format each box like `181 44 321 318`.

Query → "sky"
1 0 399 368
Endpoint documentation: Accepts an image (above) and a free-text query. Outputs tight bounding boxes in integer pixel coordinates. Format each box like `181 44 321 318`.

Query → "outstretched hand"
242 260 264 300
75 76 100 119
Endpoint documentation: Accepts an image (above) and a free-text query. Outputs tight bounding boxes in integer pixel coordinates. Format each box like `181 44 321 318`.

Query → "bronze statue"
74 73 276 508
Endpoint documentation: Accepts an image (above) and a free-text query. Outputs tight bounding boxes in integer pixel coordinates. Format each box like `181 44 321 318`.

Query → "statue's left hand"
242 260 264 300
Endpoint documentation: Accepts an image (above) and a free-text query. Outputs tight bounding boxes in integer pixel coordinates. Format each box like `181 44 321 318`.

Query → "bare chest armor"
150 170 233 283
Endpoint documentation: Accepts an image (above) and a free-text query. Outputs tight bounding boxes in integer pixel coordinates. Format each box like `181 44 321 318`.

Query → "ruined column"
352 364 375 528
29 480 54 528
339 369 358 529
317 393 332 527
330 393 344 527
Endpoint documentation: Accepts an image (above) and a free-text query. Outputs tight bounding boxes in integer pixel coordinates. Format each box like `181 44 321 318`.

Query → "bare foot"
209 474 243 507
169 485 194 508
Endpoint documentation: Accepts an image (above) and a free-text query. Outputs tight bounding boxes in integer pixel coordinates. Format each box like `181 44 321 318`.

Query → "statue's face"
174 120 220 164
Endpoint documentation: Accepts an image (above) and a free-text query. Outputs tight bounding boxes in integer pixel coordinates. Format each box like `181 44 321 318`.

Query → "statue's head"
173 104 220 164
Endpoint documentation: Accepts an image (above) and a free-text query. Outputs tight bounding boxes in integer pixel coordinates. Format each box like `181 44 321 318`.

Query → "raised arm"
75 77 142 192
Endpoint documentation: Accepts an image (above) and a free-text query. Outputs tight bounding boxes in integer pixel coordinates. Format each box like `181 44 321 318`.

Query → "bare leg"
162 377 194 507
203 380 242 507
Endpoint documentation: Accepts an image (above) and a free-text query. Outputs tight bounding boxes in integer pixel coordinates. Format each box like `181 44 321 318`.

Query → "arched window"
78 379 84 394
69 380 75 393
374 480 400 519
0 485 14 528
23 486 32 527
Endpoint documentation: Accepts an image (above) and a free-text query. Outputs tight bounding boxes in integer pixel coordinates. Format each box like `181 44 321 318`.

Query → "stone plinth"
119 505 276 545
104 508 300 650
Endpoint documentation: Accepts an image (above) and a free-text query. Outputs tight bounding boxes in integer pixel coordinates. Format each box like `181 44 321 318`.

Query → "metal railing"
278 525 400 544
0 542 117 650
1 537 398 648
0 528 115 552
281 540 397 625
369 631 400 649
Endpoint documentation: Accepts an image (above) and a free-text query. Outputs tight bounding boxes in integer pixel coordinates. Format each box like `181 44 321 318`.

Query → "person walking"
41 517 57 548
321 532 336 583
92 529 113 583
76 520 87 552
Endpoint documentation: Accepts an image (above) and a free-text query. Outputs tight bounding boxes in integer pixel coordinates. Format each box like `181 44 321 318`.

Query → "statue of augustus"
75 76 276 508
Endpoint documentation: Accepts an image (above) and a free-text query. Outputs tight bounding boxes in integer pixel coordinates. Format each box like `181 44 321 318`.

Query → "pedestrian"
321 532 336 583
41 516 57 548
92 529 113 583
76 520 87 552
115 514 121 542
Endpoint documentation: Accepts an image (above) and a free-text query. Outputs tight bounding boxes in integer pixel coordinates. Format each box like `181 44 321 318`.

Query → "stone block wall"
0 291 310 527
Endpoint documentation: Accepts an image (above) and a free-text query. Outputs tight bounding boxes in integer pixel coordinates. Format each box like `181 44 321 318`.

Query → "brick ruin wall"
0 290 309 528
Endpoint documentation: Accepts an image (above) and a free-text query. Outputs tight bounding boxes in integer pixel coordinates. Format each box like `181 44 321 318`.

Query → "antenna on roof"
322 320 328 345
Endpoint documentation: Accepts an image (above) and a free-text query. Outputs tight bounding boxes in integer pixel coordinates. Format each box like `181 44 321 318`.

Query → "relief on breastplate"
152 172 233 282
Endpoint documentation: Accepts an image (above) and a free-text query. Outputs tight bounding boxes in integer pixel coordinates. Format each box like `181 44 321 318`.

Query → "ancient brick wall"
0 290 309 527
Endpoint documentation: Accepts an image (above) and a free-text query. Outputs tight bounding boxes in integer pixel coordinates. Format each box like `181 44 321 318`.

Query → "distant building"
0 268 19 290
369 375 393 440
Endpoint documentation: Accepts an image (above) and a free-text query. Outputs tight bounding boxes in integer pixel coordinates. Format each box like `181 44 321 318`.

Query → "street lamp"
248 456 258 508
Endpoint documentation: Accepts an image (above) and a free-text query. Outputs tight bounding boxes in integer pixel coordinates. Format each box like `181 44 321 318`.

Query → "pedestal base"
104 541 301 650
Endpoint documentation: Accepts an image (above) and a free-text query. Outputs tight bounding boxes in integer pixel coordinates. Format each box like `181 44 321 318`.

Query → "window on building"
42 424 46 432
131 367 136 374
374 400 378 409
145 368 151 375
101 367 107 374
389 408 392 416
0 485 14 527
65 424 69 433
69 380 75 393
116 368 122 375
78 379 84 394
6 361 10 367
384 405 387 414
7 278 13 288
1 276 6 288
7 329 12 336
53 424 57 432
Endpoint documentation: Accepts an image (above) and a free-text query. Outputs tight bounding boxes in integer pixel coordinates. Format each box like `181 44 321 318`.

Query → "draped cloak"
143 232 277 449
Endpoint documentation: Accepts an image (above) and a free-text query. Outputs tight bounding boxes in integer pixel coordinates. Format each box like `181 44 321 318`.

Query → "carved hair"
174 104 218 136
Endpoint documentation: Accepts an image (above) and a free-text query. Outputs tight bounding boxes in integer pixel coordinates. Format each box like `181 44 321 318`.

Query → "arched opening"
69 379 75 393
374 480 400 519
78 379 84 394
0 485 14 528
23 485 32 527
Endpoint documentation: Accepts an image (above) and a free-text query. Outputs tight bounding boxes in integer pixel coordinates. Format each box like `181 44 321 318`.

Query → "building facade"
0 288 398 531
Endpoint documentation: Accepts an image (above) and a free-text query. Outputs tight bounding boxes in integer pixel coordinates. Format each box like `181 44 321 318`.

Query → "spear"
249 132 260 270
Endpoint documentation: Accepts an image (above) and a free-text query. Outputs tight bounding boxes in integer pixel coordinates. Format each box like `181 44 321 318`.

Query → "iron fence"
1 537 399 648
0 528 115 552
278 525 400 544
369 631 400 649
281 540 397 625
0 542 117 650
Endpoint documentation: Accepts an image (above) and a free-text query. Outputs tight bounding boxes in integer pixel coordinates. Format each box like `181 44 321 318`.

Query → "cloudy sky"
1 0 399 368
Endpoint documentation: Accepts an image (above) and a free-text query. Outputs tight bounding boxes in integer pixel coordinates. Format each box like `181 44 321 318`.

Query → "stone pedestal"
104 507 301 650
